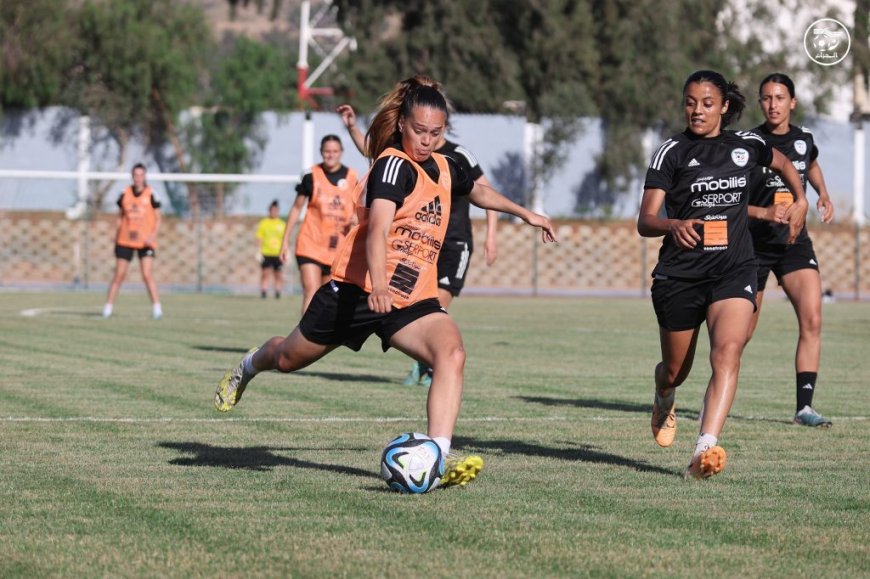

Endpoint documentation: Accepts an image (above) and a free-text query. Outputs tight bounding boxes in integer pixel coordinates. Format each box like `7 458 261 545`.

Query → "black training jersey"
365 145 474 209
749 124 817 247
437 140 484 247
295 164 350 198
644 129 774 279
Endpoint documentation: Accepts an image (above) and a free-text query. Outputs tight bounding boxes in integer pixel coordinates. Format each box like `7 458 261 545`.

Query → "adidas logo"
802 383 814 390
744 285 753 293
439 276 450 285
809 259 817 266
688 158 700 167
415 196 442 226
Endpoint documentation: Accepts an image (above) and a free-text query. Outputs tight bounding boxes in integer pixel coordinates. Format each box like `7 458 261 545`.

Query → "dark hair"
758 72 795 98
131 163 146 173
269 199 279 210
365 76 450 159
683 70 746 128
320 134 343 151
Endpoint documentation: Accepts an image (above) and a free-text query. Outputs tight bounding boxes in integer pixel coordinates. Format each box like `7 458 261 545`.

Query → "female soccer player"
215 77 556 488
745 73 834 428
637 70 808 479
337 81 500 387
279 135 359 314
102 163 163 320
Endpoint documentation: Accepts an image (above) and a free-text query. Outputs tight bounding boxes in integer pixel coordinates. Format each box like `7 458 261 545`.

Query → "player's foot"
102 304 113 318
214 347 258 412
684 445 727 480
152 304 163 320
651 388 676 447
794 405 833 428
441 454 484 489
261 290 267 299
418 366 432 388
402 362 421 386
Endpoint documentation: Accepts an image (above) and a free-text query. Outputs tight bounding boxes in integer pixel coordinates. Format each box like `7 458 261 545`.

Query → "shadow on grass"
293 370 394 384
515 395 791 424
157 441 378 478
193 345 251 354
454 436 679 477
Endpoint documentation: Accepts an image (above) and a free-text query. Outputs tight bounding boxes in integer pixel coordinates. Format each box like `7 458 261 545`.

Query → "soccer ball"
380 433 444 494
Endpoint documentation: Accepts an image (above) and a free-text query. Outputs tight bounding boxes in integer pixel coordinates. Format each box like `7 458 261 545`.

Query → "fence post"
196 212 204 293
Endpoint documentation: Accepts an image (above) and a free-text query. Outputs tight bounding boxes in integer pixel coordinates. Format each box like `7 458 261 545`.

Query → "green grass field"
1 291 867 577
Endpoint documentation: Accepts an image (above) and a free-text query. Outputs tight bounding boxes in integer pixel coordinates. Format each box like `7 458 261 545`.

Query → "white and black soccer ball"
380 433 444 494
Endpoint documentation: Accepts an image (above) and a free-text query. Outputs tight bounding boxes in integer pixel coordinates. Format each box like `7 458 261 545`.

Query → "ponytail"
683 70 746 128
365 76 451 159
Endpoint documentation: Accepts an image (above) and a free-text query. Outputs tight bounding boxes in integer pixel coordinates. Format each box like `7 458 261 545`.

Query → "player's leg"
139 252 162 319
389 311 482 487
260 261 269 298
652 326 701 447
273 263 283 299
685 296 754 479
103 249 131 317
298 262 323 314
780 267 831 427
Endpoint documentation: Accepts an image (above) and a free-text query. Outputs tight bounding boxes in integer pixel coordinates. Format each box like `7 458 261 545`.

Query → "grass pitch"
0 291 867 577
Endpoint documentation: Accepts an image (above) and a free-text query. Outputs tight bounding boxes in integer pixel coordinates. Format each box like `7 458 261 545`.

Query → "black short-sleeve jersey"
438 140 484 247
748 124 817 247
365 146 474 210
295 164 350 198
644 129 774 279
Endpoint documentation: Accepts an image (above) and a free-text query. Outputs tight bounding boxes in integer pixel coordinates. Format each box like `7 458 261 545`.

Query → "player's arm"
279 194 308 262
808 159 834 223
145 208 161 247
473 174 500 265
366 198 397 313
767 148 808 244
637 187 702 249
468 181 555 243
336 104 367 156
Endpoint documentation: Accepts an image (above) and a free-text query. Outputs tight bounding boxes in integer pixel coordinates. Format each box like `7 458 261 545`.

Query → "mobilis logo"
691 175 746 207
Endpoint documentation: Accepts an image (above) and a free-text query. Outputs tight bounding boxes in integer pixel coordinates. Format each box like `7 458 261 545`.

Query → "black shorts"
115 245 155 261
261 256 282 271
755 238 819 291
437 240 472 297
296 255 331 276
651 266 757 331
298 281 446 352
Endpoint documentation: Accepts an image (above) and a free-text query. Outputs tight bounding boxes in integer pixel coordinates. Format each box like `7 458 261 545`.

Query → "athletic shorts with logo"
296 255 331 276
115 245 155 261
754 237 819 291
299 280 446 351
651 265 758 331
261 256 282 271
437 240 471 297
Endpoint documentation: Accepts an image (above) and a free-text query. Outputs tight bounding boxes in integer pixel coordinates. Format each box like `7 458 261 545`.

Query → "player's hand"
279 246 290 264
669 219 703 249
817 195 834 223
526 213 557 243
484 236 498 266
784 198 809 244
766 203 789 224
336 104 356 129
367 286 393 314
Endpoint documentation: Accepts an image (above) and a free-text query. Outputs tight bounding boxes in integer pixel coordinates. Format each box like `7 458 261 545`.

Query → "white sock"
242 351 258 377
433 436 451 456
693 433 718 459
102 304 113 317
152 303 162 317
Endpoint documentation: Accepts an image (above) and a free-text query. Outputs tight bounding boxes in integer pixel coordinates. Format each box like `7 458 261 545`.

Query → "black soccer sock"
796 371 817 412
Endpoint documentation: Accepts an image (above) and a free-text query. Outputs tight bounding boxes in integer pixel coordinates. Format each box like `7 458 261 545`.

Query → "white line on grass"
1 415 865 424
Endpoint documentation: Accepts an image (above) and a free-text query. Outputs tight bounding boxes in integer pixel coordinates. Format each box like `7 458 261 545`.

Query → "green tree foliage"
0 0 75 109
183 36 297 214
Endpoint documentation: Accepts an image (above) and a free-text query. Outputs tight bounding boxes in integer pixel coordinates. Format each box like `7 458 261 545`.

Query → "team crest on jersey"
794 140 807 156
731 148 749 167
337 178 348 189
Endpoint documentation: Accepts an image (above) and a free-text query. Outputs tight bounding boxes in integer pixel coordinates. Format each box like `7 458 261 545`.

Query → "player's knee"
270 338 297 373
659 361 690 388
800 310 822 337
436 343 465 373
710 341 743 370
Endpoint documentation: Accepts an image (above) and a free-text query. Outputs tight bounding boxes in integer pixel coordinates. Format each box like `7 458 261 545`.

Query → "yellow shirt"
256 217 286 257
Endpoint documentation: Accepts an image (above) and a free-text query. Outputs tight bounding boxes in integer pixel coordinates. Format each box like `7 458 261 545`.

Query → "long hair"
365 76 450 160
683 70 746 128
